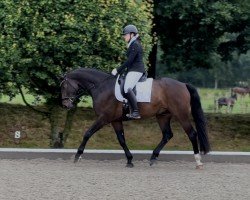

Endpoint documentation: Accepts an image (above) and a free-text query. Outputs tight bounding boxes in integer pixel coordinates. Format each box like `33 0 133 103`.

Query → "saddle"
118 72 147 97
116 72 149 120
115 73 153 103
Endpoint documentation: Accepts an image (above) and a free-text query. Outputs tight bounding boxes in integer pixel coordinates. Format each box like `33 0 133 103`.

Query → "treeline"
157 50 250 88
153 0 250 87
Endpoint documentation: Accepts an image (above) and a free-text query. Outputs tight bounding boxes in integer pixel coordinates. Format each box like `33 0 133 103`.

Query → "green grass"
0 93 93 107
0 103 249 151
198 88 250 114
1 93 42 105
1 88 250 113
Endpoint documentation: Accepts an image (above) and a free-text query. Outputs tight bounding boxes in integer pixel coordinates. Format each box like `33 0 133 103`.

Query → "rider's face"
123 33 130 42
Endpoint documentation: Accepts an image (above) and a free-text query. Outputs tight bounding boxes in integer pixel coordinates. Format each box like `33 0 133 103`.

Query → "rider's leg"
124 71 143 119
125 88 140 119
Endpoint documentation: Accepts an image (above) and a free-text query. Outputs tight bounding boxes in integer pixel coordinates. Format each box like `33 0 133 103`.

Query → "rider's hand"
111 68 118 76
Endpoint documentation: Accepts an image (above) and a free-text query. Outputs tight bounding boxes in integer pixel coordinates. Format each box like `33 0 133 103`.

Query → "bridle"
61 78 86 103
61 73 115 103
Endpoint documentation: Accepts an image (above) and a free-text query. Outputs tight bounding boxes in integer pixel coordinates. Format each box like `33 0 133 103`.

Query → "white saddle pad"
115 76 153 102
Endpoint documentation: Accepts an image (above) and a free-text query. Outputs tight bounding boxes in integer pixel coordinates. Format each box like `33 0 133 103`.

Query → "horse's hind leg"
111 121 134 167
178 118 203 169
150 114 173 166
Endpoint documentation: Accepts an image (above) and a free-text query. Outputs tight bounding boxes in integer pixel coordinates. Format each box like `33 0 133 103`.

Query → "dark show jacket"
117 39 145 74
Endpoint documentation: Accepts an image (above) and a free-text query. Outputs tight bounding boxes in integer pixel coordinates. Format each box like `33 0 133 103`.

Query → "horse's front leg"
74 117 105 163
111 121 134 167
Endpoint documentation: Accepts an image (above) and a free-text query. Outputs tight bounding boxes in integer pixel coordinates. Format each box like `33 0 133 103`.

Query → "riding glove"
111 68 118 76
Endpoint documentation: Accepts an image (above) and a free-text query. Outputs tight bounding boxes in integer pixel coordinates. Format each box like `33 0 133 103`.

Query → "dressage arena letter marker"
14 131 21 139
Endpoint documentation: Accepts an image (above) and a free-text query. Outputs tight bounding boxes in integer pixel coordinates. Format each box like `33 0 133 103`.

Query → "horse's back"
153 77 188 95
232 87 249 94
150 77 191 113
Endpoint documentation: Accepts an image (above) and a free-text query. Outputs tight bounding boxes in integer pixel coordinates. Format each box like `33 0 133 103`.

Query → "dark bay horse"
61 68 210 168
217 94 237 113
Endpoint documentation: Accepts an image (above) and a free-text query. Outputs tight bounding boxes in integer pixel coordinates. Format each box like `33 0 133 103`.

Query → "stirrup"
126 111 141 119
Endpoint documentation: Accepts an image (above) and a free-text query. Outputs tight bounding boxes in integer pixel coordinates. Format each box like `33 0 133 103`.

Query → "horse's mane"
67 67 112 79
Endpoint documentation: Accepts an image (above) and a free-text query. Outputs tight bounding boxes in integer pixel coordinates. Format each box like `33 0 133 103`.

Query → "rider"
111 24 146 119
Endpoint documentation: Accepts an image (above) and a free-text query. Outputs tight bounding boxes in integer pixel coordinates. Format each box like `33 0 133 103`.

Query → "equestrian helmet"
122 24 138 35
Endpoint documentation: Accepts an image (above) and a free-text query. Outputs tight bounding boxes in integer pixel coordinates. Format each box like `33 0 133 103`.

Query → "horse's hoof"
74 155 82 163
126 163 134 168
150 158 158 166
196 164 203 170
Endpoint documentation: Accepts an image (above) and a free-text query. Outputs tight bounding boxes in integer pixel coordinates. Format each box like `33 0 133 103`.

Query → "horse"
231 87 250 97
60 68 210 169
217 94 237 113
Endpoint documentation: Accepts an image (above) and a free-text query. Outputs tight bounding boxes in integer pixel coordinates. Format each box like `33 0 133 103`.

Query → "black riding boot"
125 88 141 119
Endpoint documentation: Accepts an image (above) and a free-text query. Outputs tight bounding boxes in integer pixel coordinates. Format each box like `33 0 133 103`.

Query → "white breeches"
124 72 143 93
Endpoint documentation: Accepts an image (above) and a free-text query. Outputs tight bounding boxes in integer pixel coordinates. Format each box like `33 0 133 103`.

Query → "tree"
0 0 153 147
0 0 19 99
153 0 250 73
161 50 250 88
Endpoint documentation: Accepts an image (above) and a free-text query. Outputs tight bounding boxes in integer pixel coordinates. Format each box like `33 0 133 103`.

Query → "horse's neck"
72 69 106 85
79 71 101 85
70 69 113 93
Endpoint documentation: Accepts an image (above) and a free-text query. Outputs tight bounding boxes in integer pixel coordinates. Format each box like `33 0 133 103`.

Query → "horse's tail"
186 84 210 154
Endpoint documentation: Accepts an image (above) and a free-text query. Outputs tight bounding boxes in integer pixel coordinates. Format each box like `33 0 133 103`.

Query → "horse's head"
60 77 81 109
232 93 237 100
